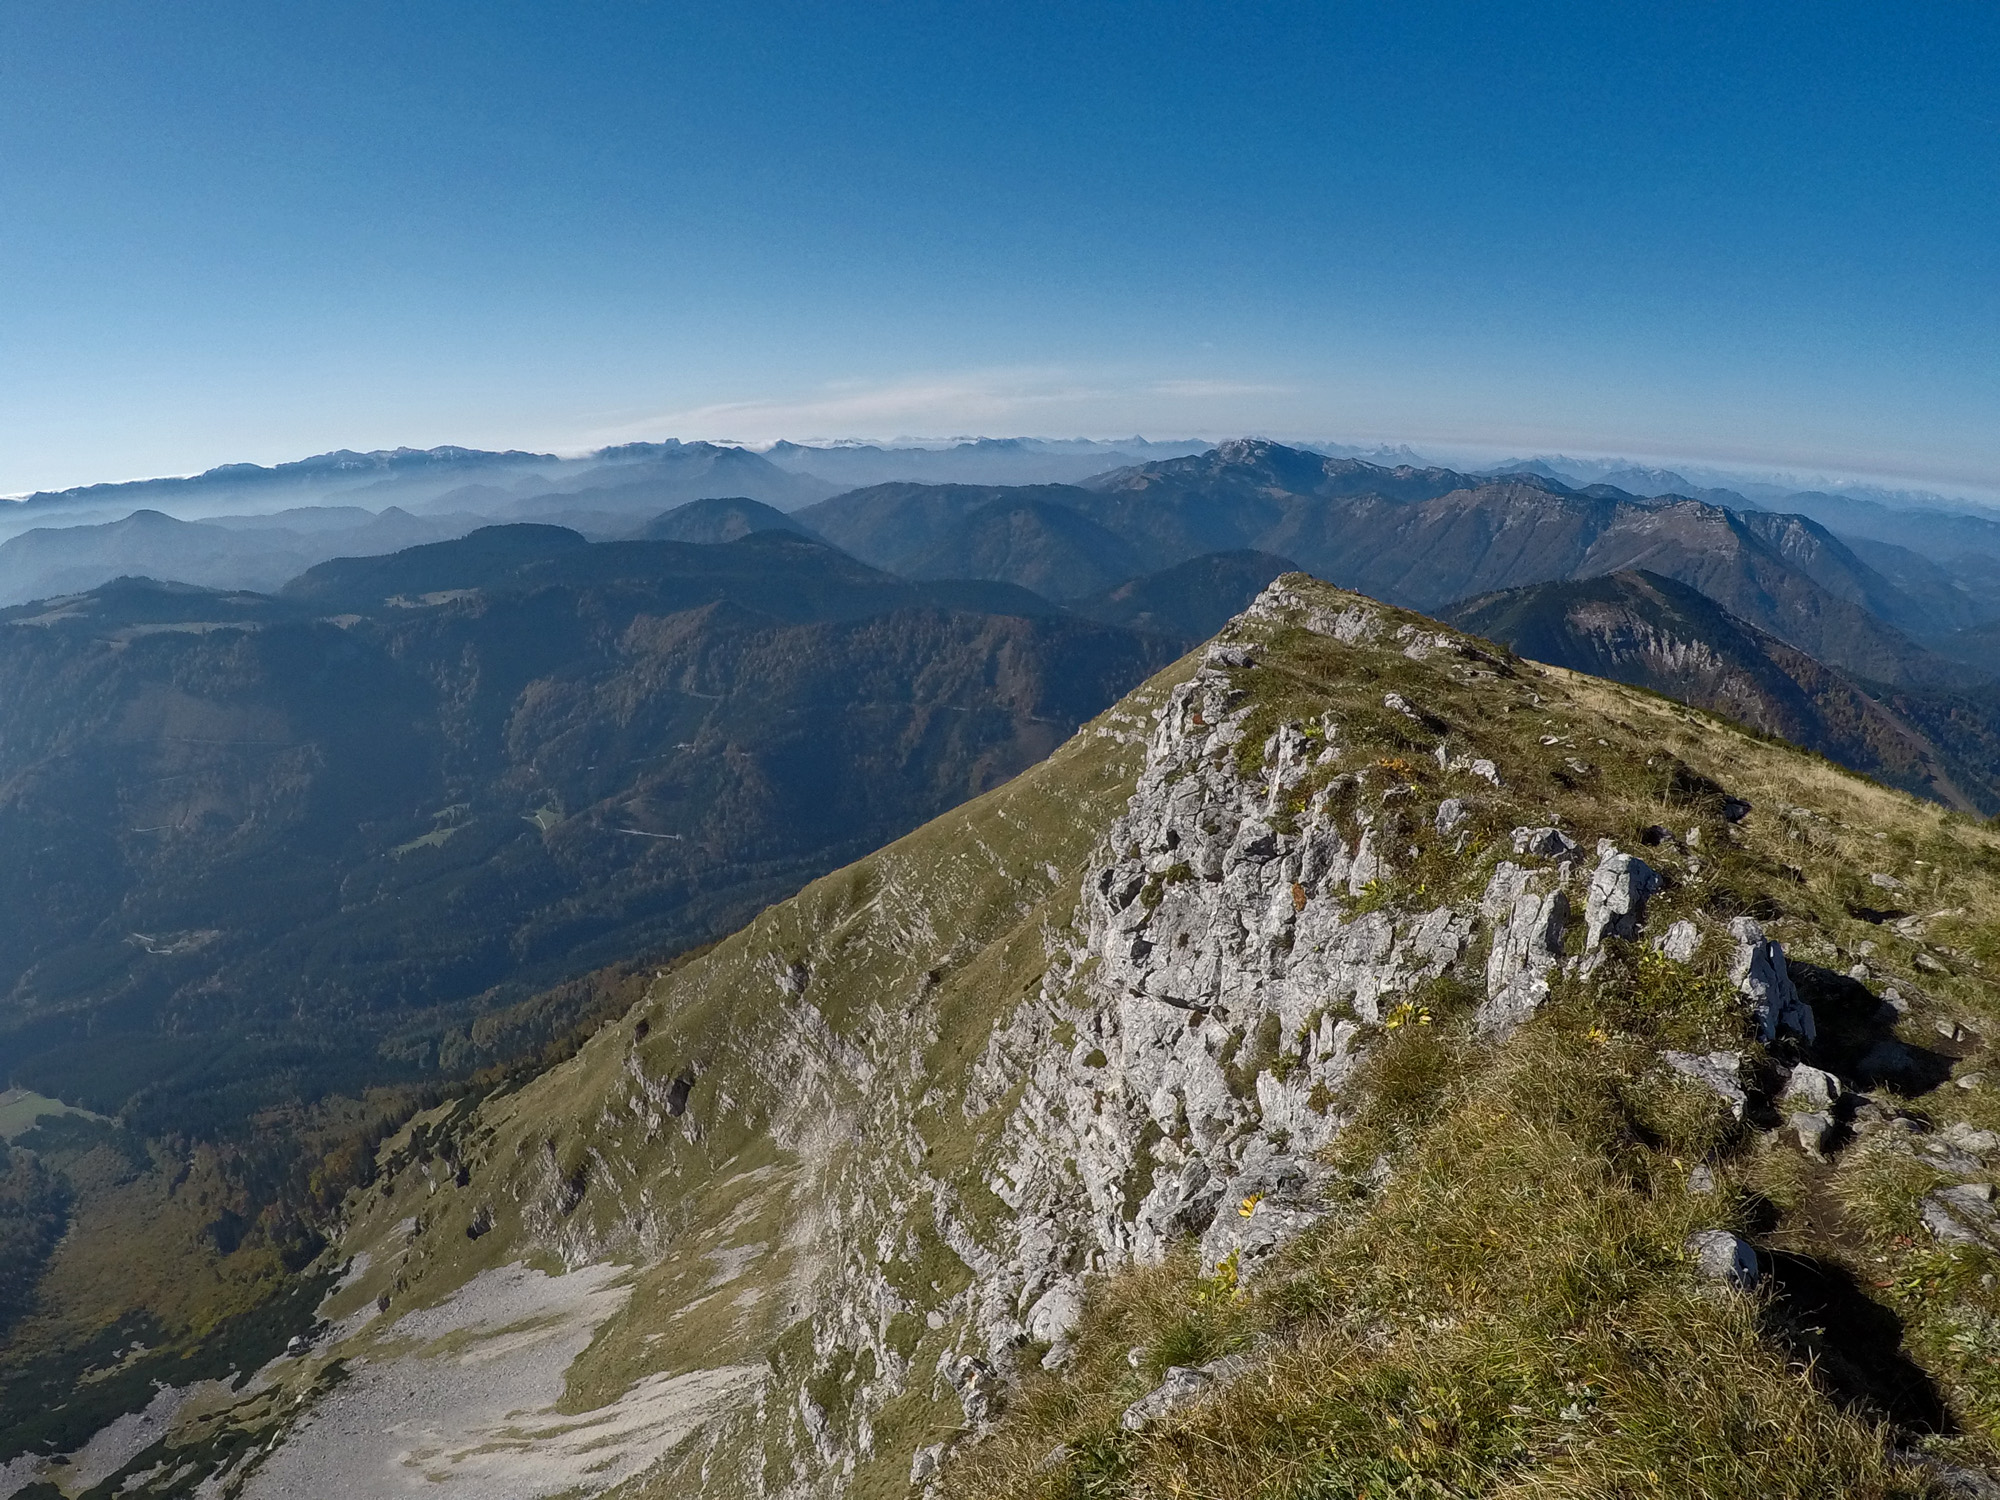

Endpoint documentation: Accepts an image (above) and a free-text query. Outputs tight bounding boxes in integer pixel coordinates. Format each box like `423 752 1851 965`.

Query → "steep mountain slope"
1074 549 1298 641
634 497 821 545
1444 570 2000 812
73 574 2000 1499
900 498 1140 600
0 533 1177 1139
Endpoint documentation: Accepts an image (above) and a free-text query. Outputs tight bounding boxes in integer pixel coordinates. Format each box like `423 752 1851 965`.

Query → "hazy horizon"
9 429 1999 515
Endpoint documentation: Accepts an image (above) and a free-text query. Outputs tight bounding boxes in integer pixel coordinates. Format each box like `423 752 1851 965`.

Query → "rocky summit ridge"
50 574 2000 1499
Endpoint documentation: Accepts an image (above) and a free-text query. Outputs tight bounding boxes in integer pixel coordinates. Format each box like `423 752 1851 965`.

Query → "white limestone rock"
1654 919 1700 963
1780 1064 1842 1113
1477 861 1569 1036
1512 826 1578 859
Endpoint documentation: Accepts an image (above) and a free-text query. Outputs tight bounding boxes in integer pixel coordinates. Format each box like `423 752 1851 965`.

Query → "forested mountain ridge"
0 530 1178 1138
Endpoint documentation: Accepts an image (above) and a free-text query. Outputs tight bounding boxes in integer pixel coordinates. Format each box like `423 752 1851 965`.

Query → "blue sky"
1 1 1995 495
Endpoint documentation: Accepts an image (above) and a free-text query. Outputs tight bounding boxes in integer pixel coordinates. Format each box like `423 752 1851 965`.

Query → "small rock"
1469 758 1501 785
1688 1164 1718 1194
1722 798 1752 822
1923 1184 2000 1250
1383 692 1417 718
1653 920 1700 963
1960 1074 1988 1092
1583 842 1660 949
910 1444 947 1486
1730 917 1816 1044
951 1357 1005 1426
1916 951 1951 975
1943 1123 2000 1155
1780 1064 1842 1112
1510 825 1578 858
1922 1457 2000 1499
1119 1355 1251 1432
1024 1277 1086 1348
1793 1112 1836 1156
1434 798 1468 835
1870 871 1906 892
1687 1229 1759 1289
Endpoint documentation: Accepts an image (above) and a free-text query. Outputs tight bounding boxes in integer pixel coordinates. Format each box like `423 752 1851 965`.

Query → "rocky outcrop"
1479 860 1568 1036
1687 1229 1760 1290
1730 917 1817 1043
962 585 1733 1384
1583 841 1660 950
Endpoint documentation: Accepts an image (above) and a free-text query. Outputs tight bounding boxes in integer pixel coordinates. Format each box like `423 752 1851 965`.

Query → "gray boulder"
1653 919 1700 963
1922 1184 2000 1250
1687 1229 1760 1289
1664 1051 1747 1120
1584 842 1660 948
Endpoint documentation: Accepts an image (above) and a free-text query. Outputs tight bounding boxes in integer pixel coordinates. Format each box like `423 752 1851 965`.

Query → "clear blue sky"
1 1 1995 495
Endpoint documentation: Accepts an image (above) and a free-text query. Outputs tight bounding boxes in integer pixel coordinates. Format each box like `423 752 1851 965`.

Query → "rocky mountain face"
52 574 2000 1499
1444 570 2000 814
0 532 1176 1138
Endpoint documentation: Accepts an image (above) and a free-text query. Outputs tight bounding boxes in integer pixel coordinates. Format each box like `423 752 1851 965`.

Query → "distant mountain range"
8 432 2000 821
795 439 1989 687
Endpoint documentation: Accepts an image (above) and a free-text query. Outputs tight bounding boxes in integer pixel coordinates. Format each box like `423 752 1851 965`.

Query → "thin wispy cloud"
592 368 1295 446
